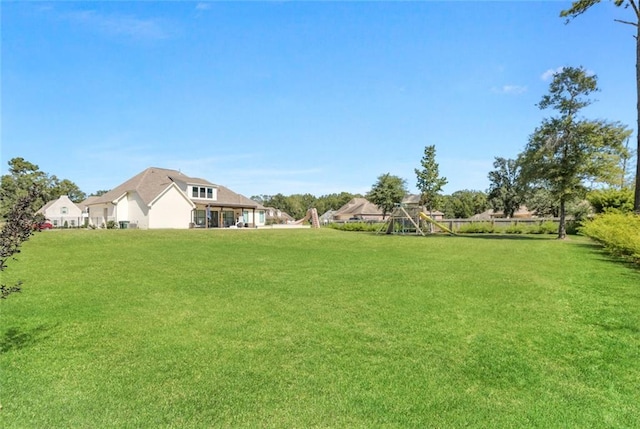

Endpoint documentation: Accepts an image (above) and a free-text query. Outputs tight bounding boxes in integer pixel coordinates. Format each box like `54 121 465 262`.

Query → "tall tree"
366 173 408 219
0 158 50 218
415 145 448 214
442 190 489 219
0 158 86 219
519 67 631 238
487 157 524 218
561 0 640 213
51 177 87 203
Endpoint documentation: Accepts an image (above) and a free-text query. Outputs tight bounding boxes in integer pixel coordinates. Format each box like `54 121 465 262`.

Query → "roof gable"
87 167 208 206
334 198 383 216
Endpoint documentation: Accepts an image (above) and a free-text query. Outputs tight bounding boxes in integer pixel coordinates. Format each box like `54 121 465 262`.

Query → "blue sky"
2 1 636 198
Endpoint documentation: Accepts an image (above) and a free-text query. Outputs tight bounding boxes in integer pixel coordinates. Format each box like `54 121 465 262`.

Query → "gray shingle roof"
87 167 261 209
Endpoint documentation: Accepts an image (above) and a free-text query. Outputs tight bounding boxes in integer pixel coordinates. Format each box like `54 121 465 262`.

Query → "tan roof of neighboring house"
264 207 294 220
334 198 383 217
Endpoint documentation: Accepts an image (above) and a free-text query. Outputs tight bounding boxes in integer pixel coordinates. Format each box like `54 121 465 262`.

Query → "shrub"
106 220 118 229
457 222 496 234
580 212 640 263
587 188 634 214
504 223 526 234
528 221 558 235
327 222 381 232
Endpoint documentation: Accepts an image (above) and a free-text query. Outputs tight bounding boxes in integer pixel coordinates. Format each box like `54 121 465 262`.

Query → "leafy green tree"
415 145 448 213
90 190 111 197
487 157 524 218
51 177 86 203
0 158 50 218
0 158 87 219
442 190 489 219
366 173 408 219
561 0 640 213
526 187 560 218
519 67 631 238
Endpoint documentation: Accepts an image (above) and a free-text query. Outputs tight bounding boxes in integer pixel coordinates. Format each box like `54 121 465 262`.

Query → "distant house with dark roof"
85 167 266 229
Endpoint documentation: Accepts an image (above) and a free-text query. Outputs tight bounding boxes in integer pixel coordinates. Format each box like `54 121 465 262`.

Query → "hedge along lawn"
1 229 639 428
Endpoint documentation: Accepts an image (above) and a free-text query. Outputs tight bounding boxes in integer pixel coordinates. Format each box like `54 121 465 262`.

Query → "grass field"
1 228 639 427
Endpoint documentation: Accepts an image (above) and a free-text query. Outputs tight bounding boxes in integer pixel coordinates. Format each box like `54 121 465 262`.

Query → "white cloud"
541 66 596 81
63 10 170 41
492 85 527 95
541 67 565 81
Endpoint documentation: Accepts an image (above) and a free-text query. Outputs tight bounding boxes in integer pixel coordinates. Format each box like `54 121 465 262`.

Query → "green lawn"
1 229 639 428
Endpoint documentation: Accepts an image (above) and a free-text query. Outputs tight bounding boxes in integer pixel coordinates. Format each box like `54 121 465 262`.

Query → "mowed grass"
1 229 639 428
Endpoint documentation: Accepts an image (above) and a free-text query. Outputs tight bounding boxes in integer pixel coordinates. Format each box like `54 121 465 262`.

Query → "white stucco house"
85 167 266 229
35 195 83 228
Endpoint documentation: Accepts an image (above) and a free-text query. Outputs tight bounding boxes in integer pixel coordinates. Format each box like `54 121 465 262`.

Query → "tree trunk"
558 196 567 240
635 23 640 214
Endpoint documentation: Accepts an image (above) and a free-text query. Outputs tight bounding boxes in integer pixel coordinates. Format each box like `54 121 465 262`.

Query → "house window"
243 210 249 223
53 220 58 227
191 186 216 200
194 210 206 226
259 211 265 223
223 211 235 227
61 206 68 214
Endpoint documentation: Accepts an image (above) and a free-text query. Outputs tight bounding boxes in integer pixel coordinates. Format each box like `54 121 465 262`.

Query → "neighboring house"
319 210 336 225
85 167 266 229
264 207 294 224
333 198 384 221
36 195 83 228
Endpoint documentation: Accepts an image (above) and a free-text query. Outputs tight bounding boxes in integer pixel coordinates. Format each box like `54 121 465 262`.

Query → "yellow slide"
419 212 456 235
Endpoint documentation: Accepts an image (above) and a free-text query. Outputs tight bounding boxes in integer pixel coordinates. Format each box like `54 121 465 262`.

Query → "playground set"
292 205 454 236
376 204 455 236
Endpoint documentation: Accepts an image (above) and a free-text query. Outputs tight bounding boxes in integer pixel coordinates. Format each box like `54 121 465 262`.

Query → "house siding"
149 186 193 229
127 193 149 229
39 195 83 227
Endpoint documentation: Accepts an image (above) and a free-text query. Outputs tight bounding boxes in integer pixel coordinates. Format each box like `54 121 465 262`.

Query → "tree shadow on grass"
571 240 640 273
0 324 54 354
455 233 557 241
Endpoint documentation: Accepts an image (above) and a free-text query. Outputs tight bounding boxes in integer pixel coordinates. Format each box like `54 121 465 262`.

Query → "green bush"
580 212 640 263
587 188 634 214
504 223 526 234
528 221 558 235
457 222 496 234
327 222 381 232
106 220 118 229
